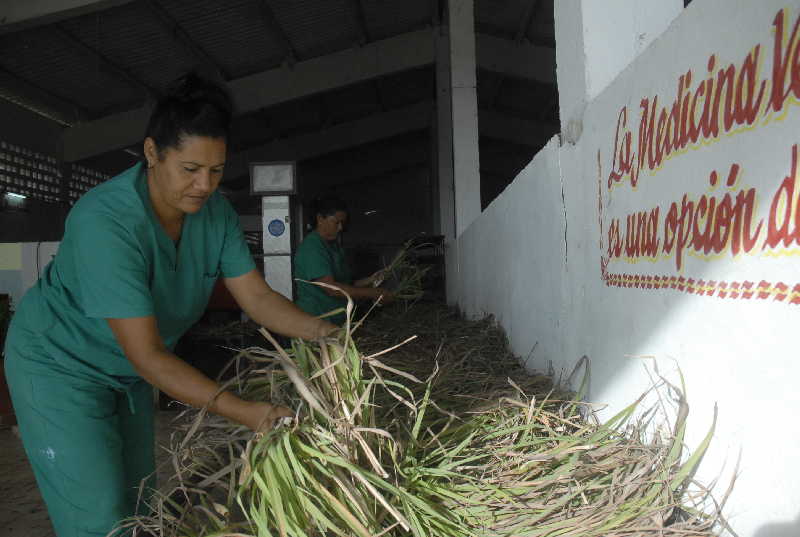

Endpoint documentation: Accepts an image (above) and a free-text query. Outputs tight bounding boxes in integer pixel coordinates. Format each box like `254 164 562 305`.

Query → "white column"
434 0 481 304
449 0 481 237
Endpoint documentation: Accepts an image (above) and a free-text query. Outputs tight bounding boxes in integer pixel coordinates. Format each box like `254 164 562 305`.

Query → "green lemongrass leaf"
302 444 412 531
307 478 372 537
260 327 334 422
670 404 717 492
411 379 433 441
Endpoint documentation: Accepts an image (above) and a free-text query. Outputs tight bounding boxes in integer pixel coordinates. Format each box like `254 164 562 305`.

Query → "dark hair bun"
166 72 232 114
144 71 233 153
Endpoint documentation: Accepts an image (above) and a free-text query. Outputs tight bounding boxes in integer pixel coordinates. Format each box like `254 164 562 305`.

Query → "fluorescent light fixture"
364 210 378 216
5 192 26 200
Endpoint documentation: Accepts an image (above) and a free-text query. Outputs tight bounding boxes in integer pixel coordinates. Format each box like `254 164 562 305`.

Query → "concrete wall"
456 1 800 534
457 137 567 368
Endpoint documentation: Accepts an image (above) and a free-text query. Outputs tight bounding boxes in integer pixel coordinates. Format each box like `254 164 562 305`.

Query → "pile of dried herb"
123 301 732 537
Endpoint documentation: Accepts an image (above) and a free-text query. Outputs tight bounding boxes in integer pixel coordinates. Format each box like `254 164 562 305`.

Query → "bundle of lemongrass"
122 301 732 537
374 239 432 304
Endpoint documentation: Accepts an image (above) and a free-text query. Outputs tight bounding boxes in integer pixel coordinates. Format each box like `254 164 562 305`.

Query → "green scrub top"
6 162 255 384
294 230 351 324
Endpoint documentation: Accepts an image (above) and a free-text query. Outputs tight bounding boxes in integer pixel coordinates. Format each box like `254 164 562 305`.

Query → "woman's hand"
225 270 341 341
240 400 295 433
355 269 387 288
108 315 297 432
373 287 395 304
315 318 338 339
368 268 388 287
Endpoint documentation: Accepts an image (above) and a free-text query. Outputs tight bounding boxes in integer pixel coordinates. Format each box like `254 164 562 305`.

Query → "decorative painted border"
601 271 800 304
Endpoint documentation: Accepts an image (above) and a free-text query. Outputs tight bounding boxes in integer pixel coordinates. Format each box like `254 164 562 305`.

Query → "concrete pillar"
434 0 481 304
448 0 481 237
556 0 682 144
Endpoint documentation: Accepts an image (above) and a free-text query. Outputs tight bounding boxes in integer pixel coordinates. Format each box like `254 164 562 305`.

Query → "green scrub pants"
4 351 155 537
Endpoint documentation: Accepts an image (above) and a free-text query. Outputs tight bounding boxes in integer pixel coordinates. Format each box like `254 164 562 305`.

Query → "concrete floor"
0 425 52 537
0 411 179 537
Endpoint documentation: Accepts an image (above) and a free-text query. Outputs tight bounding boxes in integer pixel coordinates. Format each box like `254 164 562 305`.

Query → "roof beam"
301 142 429 190
225 105 550 184
479 109 557 147
0 66 89 126
515 0 541 43
224 101 433 181
62 29 436 162
476 33 555 84
54 24 158 99
0 0 133 34
61 30 553 162
230 29 433 113
141 0 229 80
487 0 541 111
347 0 369 45
255 0 296 65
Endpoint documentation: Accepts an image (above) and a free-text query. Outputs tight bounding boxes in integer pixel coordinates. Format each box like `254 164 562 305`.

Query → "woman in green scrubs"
294 197 392 325
3 74 335 537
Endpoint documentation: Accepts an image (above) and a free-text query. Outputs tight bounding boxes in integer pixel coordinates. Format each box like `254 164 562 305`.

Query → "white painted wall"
0 242 59 306
556 0 682 145
457 137 567 369
457 1 800 534
582 0 683 101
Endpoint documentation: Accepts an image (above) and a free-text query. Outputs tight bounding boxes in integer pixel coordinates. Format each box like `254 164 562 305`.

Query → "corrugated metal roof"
361 0 432 41
0 25 143 116
0 0 554 191
268 0 360 60
159 0 287 79
0 68 78 125
59 2 196 94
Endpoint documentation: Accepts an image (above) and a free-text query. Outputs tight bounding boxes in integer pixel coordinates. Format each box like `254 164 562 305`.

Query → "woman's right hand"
373 287 395 304
315 318 338 339
240 400 295 433
368 268 388 287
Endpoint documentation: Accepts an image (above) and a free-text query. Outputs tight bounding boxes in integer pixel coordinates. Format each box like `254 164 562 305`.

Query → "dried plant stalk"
120 302 733 537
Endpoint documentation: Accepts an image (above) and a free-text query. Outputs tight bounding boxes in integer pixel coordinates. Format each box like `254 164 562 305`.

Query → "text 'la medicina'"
607 7 800 192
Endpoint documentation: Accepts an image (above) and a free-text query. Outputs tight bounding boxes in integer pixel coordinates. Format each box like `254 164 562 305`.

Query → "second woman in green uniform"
294 197 392 324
